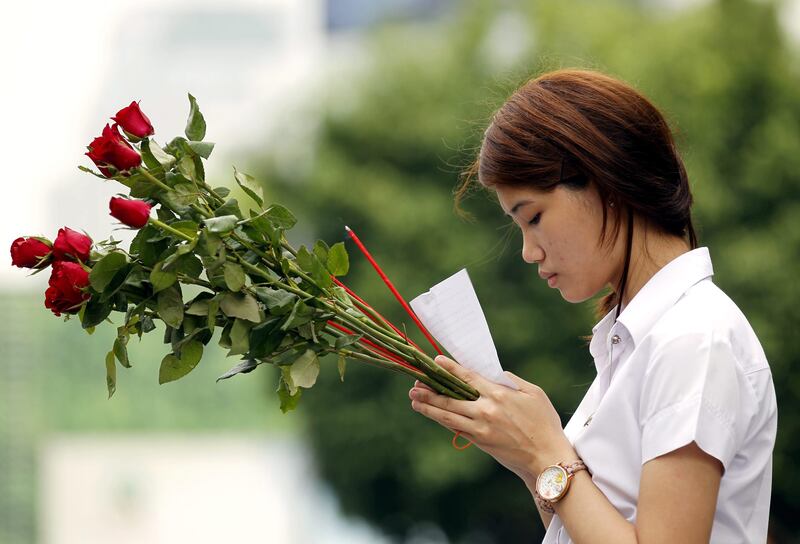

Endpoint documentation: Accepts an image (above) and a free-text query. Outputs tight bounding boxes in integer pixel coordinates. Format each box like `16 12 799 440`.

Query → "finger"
411 397 476 435
434 355 493 391
413 380 435 392
503 371 540 394
410 386 481 419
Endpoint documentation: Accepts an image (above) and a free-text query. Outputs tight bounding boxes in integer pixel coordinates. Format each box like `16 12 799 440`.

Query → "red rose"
109 197 152 228
112 101 155 139
44 261 91 316
86 123 142 177
53 227 92 262
10 236 52 268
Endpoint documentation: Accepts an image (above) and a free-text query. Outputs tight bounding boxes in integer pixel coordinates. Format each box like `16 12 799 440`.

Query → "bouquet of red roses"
10 96 479 411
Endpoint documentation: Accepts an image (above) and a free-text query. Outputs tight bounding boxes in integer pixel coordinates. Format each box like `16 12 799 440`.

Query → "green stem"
138 167 172 193
148 218 195 242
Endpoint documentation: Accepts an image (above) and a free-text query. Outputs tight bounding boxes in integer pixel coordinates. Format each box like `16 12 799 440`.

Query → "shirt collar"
589 247 714 362
617 246 713 346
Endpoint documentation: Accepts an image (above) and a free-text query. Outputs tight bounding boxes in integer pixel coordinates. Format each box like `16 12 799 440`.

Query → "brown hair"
455 68 698 320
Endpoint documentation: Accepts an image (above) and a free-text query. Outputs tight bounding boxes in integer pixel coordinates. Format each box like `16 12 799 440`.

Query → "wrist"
530 442 578 479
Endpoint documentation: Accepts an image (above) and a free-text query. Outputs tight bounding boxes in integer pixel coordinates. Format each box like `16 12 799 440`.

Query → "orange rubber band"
452 431 473 450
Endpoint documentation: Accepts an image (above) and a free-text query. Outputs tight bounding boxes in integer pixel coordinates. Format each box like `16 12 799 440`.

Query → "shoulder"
644 278 769 375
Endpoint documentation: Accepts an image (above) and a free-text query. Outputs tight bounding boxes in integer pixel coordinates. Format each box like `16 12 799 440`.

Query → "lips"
538 270 558 288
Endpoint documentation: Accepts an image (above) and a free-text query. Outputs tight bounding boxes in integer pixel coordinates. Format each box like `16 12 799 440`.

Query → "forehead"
494 184 550 216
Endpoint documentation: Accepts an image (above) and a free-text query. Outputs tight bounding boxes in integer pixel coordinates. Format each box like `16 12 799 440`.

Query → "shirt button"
611 334 621 345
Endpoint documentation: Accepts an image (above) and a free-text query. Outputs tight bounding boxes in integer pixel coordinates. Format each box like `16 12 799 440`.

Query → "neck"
614 218 691 309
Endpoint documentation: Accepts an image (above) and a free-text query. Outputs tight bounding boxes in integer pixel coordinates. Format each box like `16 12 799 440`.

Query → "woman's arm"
544 441 722 543
409 356 723 543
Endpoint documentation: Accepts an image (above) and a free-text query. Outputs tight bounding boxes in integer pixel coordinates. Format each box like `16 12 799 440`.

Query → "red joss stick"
343 226 473 450
343 226 443 356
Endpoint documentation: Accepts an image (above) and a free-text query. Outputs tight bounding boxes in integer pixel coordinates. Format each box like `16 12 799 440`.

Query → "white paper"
409 268 518 390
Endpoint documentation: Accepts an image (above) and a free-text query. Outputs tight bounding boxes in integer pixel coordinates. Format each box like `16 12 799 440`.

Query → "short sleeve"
639 332 743 471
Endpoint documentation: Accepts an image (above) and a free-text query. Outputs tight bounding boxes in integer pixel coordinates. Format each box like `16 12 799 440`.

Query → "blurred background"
2 0 799 542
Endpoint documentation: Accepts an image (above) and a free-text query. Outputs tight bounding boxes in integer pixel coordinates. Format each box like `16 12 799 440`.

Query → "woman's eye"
528 212 541 226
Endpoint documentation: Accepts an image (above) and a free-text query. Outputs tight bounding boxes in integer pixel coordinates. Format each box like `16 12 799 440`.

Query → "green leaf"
141 315 156 333
206 297 220 331
327 242 349 276
149 139 177 168
223 262 246 291
187 141 214 159
249 316 287 358
216 359 258 382
334 334 363 349
277 375 302 413
338 354 346 382
254 287 296 315
213 186 231 198
173 254 204 279
123 265 150 288
204 215 239 234
331 286 351 304
185 93 206 141
113 337 130 368
313 240 329 266
296 245 314 273
82 297 112 328
177 155 197 182
288 349 320 389
296 244 332 289
105 350 116 399
90 252 128 292
228 318 253 356
157 285 184 328
233 166 263 207
280 299 315 331
219 292 261 322
150 261 177 293
171 220 200 238
266 204 297 230
215 198 243 219
198 228 223 257
186 299 210 316
158 339 203 384
131 226 166 267
169 183 199 209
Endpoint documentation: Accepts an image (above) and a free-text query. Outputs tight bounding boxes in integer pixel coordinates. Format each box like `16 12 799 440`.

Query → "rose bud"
86 123 142 177
53 227 92 262
44 261 91 316
112 100 154 139
109 197 152 228
10 236 52 268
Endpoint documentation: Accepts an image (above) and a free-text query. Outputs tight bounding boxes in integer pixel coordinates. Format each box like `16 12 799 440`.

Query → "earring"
609 201 616 208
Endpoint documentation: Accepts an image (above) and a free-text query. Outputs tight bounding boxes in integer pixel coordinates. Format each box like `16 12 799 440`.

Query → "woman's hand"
409 355 577 482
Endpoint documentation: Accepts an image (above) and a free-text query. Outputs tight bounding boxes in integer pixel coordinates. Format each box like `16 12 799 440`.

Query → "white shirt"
542 247 777 544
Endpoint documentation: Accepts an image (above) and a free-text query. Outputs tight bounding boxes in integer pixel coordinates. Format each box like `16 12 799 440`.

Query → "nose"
521 235 544 264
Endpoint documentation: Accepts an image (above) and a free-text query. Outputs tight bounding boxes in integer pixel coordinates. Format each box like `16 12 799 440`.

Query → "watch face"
537 465 569 501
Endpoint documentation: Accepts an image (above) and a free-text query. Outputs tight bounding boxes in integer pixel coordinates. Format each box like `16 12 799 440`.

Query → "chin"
559 287 595 304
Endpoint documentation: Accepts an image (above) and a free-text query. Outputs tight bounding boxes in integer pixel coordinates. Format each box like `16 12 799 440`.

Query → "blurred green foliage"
252 0 800 542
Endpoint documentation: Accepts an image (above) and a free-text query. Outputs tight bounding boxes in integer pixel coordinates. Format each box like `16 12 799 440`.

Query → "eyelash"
528 212 541 226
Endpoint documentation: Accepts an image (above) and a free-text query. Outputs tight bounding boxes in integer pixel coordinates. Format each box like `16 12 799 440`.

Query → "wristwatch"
534 460 588 514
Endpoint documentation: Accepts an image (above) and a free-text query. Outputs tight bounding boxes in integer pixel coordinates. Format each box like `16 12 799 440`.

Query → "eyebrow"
506 199 535 217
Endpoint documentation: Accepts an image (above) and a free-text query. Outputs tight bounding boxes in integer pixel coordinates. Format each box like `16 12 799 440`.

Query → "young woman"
408 69 777 543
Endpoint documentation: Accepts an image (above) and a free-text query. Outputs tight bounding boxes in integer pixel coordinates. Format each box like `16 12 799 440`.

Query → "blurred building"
40 435 389 544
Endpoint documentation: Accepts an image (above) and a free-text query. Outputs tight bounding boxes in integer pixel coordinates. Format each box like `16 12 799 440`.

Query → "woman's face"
494 182 625 303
